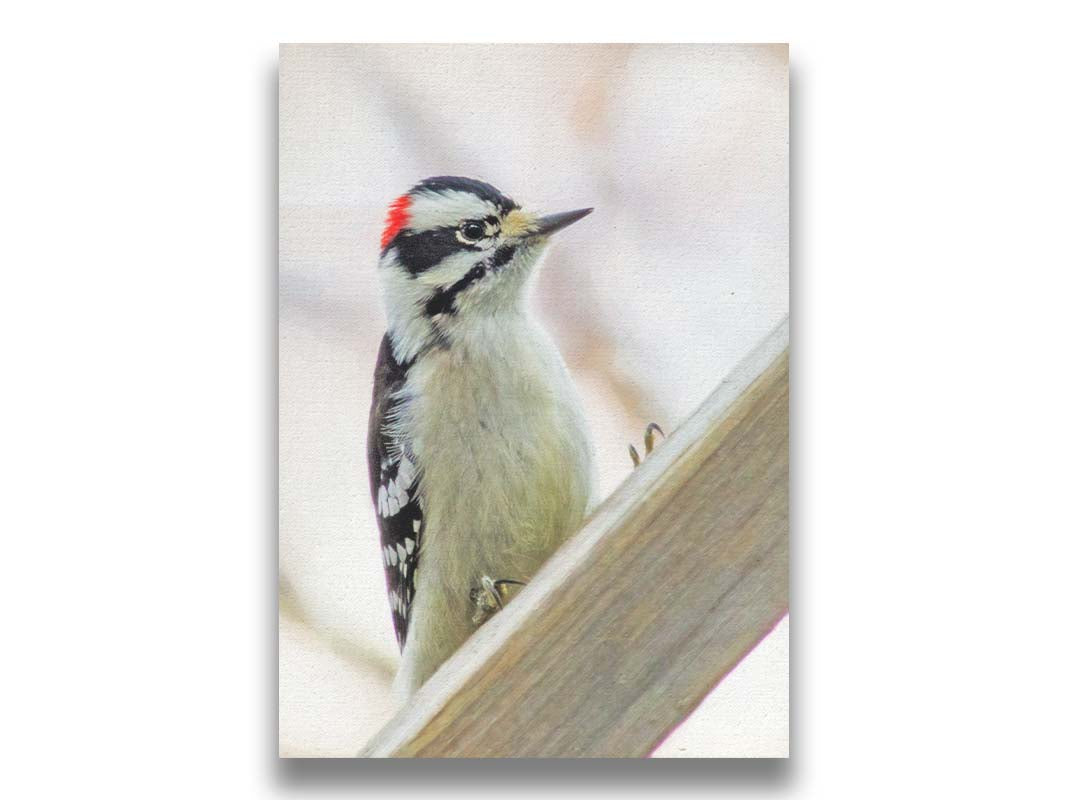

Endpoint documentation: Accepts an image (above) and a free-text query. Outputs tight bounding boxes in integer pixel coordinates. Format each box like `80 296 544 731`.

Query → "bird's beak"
526 207 594 238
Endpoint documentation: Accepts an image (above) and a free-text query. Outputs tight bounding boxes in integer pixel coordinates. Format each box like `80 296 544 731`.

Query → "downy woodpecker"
367 176 596 700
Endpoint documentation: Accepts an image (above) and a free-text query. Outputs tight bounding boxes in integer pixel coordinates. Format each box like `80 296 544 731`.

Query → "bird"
367 176 597 701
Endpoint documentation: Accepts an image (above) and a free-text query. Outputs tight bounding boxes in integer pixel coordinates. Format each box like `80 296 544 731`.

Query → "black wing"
367 334 423 649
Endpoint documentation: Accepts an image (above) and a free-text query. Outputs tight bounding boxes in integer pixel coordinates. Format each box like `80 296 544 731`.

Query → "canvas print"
279 43 789 757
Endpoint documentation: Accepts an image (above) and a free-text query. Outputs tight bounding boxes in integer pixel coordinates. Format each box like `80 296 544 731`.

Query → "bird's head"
377 176 592 364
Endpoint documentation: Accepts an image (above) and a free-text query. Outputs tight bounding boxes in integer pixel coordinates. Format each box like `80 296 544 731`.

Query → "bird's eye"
458 221 486 243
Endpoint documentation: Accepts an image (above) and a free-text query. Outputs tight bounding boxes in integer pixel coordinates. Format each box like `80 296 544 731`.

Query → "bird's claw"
630 422 666 468
470 575 526 624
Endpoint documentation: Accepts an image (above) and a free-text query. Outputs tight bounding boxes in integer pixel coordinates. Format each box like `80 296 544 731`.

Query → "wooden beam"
361 318 789 757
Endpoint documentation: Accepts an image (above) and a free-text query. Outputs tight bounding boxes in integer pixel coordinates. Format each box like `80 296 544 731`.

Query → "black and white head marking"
377 176 547 365
385 177 518 276
423 244 519 318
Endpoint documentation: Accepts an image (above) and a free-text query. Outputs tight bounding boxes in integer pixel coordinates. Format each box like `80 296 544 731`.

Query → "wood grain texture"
361 319 789 758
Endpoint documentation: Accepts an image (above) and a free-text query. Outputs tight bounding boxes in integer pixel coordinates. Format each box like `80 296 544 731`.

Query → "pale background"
279 43 789 757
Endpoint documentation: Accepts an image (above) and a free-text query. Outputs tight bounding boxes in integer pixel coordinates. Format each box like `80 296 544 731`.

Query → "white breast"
393 313 595 692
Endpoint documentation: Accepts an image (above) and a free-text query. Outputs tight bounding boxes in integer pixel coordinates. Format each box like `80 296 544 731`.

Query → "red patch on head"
380 194 412 251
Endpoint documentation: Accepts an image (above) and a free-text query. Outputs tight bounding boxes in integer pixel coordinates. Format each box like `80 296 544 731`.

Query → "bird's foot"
470 575 526 624
629 422 666 468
